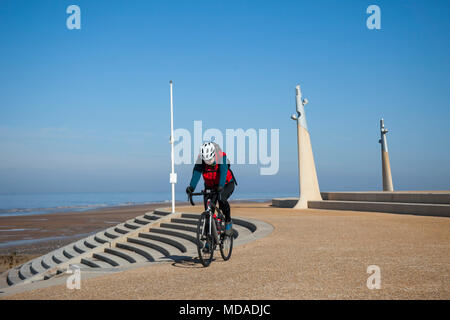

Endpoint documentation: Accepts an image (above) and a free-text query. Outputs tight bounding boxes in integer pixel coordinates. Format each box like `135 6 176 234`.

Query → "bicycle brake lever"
188 193 195 206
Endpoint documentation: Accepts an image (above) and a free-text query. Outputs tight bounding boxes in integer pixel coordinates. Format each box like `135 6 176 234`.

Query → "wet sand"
5 202 450 300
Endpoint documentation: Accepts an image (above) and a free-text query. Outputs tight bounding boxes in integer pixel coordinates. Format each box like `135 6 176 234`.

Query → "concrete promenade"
4 202 449 299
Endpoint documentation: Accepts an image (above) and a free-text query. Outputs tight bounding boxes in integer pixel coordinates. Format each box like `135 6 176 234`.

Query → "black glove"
186 186 194 194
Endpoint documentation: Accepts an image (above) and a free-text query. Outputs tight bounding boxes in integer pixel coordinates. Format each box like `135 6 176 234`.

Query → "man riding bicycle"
186 142 236 236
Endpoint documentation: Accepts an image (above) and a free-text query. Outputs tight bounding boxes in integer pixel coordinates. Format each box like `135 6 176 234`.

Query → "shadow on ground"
171 257 204 269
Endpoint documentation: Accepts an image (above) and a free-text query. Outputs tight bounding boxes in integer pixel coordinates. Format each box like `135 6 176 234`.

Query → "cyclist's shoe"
202 242 210 253
225 222 233 236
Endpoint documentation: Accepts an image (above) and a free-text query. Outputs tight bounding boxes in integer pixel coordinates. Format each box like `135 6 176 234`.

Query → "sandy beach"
3 202 450 300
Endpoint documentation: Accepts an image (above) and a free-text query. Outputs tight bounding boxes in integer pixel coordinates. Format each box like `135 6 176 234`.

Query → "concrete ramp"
2 209 273 289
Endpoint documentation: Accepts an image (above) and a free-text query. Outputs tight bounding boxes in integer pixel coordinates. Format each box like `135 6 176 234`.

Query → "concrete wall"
272 192 450 217
321 192 450 204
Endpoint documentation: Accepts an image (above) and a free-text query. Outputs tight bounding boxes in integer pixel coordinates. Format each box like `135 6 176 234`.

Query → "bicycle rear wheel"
219 220 233 261
197 212 214 267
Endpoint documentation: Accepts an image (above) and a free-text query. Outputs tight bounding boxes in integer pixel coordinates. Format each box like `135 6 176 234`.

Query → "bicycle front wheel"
219 220 233 261
197 212 214 267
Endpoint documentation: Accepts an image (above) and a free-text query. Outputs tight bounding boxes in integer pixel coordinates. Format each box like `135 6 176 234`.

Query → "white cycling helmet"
201 142 216 164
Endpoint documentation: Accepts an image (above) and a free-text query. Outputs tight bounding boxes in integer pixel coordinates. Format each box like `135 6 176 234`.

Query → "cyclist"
186 142 236 236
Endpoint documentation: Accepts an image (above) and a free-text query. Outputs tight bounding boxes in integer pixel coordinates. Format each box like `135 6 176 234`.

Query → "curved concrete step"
7 268 21 286
114 224 132 234
84 236 104 248
153 210 170 217
105 247 149 264
233 218 257 233
231 224 250 239
63 246 80 260
41 254 58 269
159 222 197 233
180 213 255 233
124 220 142 230
52 249 70 264
139 232 187 253
170 218 198 226
104 227 122 239
180 213 201 219
81 257 114 268
162 219 239 237
127 237 172 258
93 233 111 244
134 215 153 225
73 240 89 254
149 232 197 254
93 252 131 267
178 214 240 238
18 263 33 280
144 212 160 221
149 227 198 247
30 257 47 275
181 213 200 220
116 242 157 262
153 224 241 247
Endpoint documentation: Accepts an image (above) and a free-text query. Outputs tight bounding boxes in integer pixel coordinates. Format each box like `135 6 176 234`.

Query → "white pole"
169 80 177 213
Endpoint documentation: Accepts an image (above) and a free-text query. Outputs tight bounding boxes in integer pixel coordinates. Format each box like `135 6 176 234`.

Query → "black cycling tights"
203 181 235 222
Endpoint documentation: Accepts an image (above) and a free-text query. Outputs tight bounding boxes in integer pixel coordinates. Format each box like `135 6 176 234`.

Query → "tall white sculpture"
379 118 394 191
291 85 322 209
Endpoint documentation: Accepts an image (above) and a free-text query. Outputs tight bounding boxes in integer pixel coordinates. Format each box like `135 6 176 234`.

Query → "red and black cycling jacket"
202 151 234 188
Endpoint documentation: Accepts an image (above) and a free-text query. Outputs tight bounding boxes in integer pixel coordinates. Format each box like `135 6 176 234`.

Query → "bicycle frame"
190 189 223 244
189 188 233 267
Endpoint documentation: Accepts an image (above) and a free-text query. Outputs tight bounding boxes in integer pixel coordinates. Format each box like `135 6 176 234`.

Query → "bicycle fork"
204 212 220 245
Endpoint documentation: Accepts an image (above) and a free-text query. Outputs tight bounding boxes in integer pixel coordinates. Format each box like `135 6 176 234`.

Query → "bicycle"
188 189 233 267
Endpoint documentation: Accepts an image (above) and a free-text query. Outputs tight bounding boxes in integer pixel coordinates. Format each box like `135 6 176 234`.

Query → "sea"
0 191 297 217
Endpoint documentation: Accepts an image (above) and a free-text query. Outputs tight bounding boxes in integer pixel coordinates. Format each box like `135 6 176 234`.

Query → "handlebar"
188 191 202 206
187 189 220 206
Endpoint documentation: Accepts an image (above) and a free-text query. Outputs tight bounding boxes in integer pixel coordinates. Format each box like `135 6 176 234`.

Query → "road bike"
188 189 233 267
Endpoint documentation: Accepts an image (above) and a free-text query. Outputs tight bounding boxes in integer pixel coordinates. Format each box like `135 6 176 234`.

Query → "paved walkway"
4 203 450 299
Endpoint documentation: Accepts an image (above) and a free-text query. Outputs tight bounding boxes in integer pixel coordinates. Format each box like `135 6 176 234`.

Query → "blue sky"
0 0 449 194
